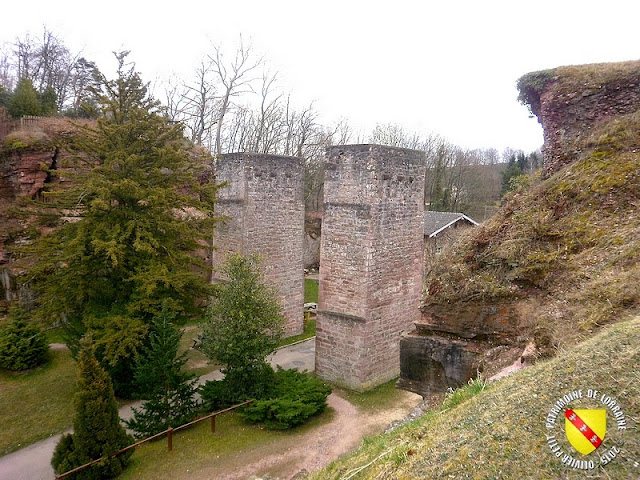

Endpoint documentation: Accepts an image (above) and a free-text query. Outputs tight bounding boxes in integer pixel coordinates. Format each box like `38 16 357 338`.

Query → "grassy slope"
0 349 77 455
314 316 640 479
425 110 640 353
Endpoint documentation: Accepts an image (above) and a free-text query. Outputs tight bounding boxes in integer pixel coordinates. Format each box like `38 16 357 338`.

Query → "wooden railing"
54 399 253 480
0 114 43 139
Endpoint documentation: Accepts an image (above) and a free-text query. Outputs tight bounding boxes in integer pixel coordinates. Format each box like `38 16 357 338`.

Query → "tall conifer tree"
27 52 218 395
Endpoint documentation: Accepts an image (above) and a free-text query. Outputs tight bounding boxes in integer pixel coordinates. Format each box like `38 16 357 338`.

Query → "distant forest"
0 27 540 221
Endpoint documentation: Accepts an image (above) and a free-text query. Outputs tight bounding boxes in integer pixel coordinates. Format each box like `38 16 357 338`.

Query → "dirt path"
192 390 422 480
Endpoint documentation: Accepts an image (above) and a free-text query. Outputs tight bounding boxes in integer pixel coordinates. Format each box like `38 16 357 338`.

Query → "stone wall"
212 153 305 336
316 144 426 391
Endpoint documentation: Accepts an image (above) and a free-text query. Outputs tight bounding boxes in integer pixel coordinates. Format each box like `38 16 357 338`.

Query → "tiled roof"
424 211 478 237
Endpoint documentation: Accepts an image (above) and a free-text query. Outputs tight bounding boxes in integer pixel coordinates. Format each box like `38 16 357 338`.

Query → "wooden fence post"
167 427 173 451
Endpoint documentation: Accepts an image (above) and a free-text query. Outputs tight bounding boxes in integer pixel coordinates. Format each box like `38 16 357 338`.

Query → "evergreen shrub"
241 367 331 430
51 336 133 479
0 304 48 371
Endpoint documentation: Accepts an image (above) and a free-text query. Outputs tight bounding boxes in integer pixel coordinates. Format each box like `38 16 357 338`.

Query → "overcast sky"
2 0 639 154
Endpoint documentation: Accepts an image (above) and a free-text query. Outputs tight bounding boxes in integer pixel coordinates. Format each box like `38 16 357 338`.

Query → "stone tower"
212 153 304 336
315 144 426 390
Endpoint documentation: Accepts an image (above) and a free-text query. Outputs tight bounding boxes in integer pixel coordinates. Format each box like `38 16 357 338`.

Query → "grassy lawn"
278 316 316 348
304 278 319 303
178 326 220 377
118 407 335 480
338 377 416 413
0 348 78 455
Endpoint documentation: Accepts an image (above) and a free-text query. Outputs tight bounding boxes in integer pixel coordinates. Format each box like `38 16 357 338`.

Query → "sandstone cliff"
399 60 640 395
0 117 86 310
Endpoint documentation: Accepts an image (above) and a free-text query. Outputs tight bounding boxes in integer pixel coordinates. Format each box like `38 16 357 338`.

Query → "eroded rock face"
398 303 528 396
0 144 58 307
0 148 57 200
528 62 640 175
398 333 485 393
399 60 640 397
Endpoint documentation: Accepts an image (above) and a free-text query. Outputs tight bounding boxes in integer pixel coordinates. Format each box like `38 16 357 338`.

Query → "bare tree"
209 37 261 155
368 123 423 150
7 27 86 112
181 61 219 147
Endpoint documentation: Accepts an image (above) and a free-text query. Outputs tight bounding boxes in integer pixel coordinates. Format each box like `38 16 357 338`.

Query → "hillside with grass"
314 316 639 479
423 63 640 357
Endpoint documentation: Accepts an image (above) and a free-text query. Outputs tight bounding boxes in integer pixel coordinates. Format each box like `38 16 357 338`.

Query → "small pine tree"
8 78 41 117
0 303 48 371
201 254 285 400
52 336 133 480
125 309 200 438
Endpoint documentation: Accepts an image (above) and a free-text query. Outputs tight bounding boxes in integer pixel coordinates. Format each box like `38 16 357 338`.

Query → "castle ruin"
212 153 305 336
315 145 426 391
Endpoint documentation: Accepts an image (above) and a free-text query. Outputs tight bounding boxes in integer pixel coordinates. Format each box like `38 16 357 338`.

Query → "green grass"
0 348 78 455
44 326 67 344
178 326 219 376
304 278 318 303
339 378 410 413
312 317 640 479
278 316 316 348
118 407 335 480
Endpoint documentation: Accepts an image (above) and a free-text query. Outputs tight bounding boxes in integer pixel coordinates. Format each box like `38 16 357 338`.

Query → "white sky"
2 0 639 153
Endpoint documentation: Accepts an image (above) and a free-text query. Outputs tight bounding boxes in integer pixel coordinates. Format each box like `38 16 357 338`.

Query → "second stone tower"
316 144 426 390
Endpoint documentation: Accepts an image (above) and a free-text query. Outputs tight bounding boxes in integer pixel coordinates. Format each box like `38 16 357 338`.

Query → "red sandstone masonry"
212 153 305 336
316 144 426 391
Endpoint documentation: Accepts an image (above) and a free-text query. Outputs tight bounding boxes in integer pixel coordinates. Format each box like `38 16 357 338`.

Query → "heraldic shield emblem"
565 409 607 455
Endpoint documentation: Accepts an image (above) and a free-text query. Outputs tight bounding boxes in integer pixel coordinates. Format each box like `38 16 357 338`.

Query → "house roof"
424 211 479 238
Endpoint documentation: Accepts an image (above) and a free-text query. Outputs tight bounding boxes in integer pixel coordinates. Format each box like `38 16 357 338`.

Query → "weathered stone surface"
212 153 305 336
316 144 426 391
532 61 640 175
0 146 59 307
418 303 522 343
397 332 484 394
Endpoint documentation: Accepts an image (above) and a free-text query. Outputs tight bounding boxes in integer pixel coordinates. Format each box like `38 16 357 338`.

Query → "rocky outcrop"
399 59 640 397
398 303 528 394
518 61 640 175
0 119 75 310
0 146 58 308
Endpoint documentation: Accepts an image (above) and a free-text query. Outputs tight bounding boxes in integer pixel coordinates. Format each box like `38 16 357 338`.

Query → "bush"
200 363 275 412
0 304 49 371
240 367 331 430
